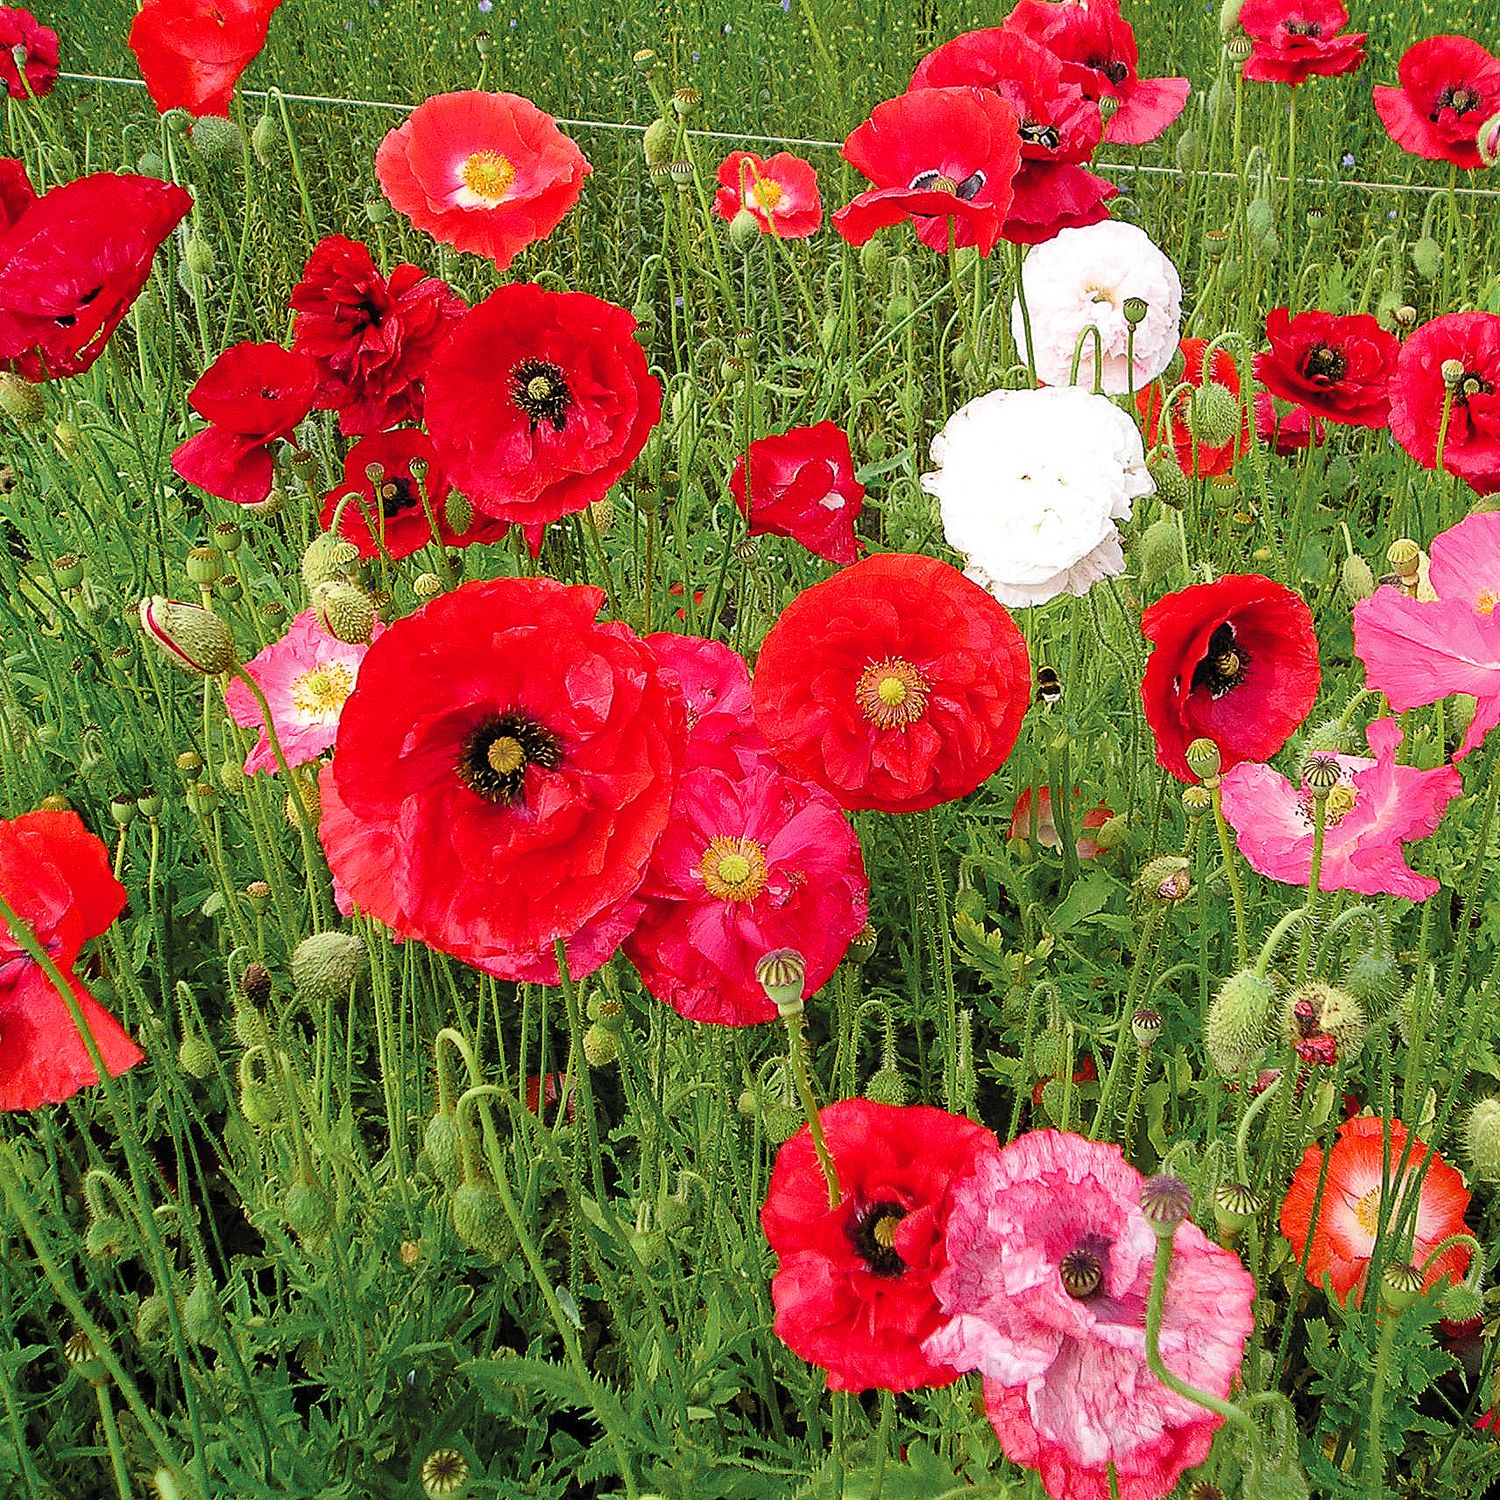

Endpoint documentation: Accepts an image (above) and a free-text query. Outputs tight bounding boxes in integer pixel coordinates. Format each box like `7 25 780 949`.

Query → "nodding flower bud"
1466 1098 1500 1185
188 115 243 166
642 117 676 166
301 531 362 592
728 209 762 254
1479 110 1500 168
0 371 45 423
1341 552 1376 602
1206 969 1276 1076
1138 854 1192 905
138 597 237 676
1140 1173 1193 1234
313 581 377 645
291 931 368 1003
1187 381 1242 447
756 948 807 1016
1184 737 1222 784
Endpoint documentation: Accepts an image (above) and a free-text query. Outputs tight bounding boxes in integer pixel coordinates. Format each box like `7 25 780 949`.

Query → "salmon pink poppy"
1254 307 1398 428
375 90 590 267
129 0 282 118
752 553 1031 814
1009 786 1112 861
1137 338 1250 477
0 7 58 99
1237 0 1366 86
644 632 771 777
1389 311 1500 495
714 150 821 238
1373 36 1500 169
762 1100 1000 1392
1 810 144 1111
729 421 865 566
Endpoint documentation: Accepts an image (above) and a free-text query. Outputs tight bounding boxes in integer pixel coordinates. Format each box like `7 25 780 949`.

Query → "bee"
1034 666 1062 707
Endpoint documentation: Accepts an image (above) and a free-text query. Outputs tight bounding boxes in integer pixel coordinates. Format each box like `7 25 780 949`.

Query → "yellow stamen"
290 662 354 718
1478 589 1497 615
750 178 784 210
698 834 768 902
855 657 930 729
1354 1187 1384 1237
460 150 516 203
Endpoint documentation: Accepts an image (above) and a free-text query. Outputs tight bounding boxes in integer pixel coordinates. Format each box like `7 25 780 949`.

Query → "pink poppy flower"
713 150 822 238
925 1130 1254 1500
1354 512 1500 759
224 609 381 775
645 632 772 776
1219 719 1460 901
1008 786 1111 860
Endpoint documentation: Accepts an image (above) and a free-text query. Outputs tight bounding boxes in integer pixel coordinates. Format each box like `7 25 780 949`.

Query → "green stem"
1211 782 1250 968
782 1007 840 1206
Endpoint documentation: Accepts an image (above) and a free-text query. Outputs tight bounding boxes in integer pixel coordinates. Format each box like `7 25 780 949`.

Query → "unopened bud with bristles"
139 597 237 675
1138 854 1192 905
1467 1098 1500 1184
290 931 367 1004
1187 382 1241 447
1206 969 1276 1075
313 581 376 645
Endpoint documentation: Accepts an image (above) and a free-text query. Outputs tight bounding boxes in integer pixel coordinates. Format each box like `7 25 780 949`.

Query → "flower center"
849 1200 908 1277
1190 622 1251 700
1354 1186 1384 1237
1478 589 1498 615
697 834 769 901
1454 370 1494 404
1285 19 1323 36
377 477 421 518
750 178 784 210
460 149 516 203
1018 119 1061 151
510 357 574 433
458 712 562 804
1296 782 1358 828
1059 1245 1104 1299
1438 85 1480 116
1301 342 1348 383
290 662 354 718
908 168 986 200
855 657 930 729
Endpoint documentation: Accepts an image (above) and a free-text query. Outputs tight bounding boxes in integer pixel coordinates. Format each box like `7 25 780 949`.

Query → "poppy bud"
761 1097 803 1144
0 371 44 423
1340 552 1375 602
313 581 377 645
189 116 242 165
423 1110 461 1191
184 234 215 277
582 1023 618 1067
136 1294 169 1344
1139 854 1192 904
302 532 361 591
1174 131 1200 171
251 112 286 164
1206 969 1275 1075
284 1179 335 1243
1342 950 1397 1007
642 117 675 166
444 488 474 534
1282 981 1364 1059
1139 518 1183 586
291 931 367 1003
284 769 322 831
451 1180 514 1261
1479 110 1500 168
1146 450 1189 510
863 1065 908 1106
177 1033 215 1079
183 1279 217 1344
139 597 238 675
859 238 889 281
84 1215 128 1262
1245 197 1274 241
1218 0 1245 35
137 150 169 179
1187 381 1241 447
728 208 762 253
1466 1098 1500 1184
1411 237 1442 280
240 1081 280 1125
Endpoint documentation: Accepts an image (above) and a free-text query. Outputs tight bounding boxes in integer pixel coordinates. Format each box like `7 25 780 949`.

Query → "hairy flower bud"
1187 381 1241 447
452 1181 513 1261
1466 1098 1500 1184
313 581 377 645
1206 969 1276 1075
139 597 238 675
291 931 368 1003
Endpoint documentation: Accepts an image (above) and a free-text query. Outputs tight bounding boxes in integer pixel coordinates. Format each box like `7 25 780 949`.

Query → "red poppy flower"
645 632 772 777
524 1071 575 1121
375 90 590 268
714 151 822 238
1255 392 1327 455
1237 0 1366 86
325 577 686 976
0 158 32 230
0 168 191 382
423 283 660 528
171 342 317 506
909 30 1116 245
1253 308 1398 428
1389 312 1500 496
832 87 1021 258
729 421 865 566
1281 1115 1471 1305
1001 0 1189 145
1136 338 1251 478
624 761 867 1026
762 1099 999 1392
1 810 144 1111
129 0 282 118
752 553 1030 814
0 7 59 99
289 235 465 437
1373 36 1500 169
1141 574 1320 782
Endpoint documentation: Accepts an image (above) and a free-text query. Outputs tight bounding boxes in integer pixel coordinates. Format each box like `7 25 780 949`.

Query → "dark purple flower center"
1018 120 1061 151
511 358 574 433
1300 342 1348 383
1191 621 1251 699
908 168 987 200
1435 85 1481 119
1086 57 1130 85
459 712 563 804
1285 19 1323 37
1060 1238 1108 1299
849 1200 908 1277
377 476 422 519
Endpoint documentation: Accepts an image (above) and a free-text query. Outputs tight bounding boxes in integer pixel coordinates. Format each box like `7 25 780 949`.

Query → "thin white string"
59 71 1500 199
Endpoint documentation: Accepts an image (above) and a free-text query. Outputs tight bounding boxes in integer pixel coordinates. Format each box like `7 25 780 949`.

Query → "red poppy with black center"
0 166 191 383
762 1099 1000 1392
171 342 317 506
1136 338 1251 478
1237 0 1367 86
909 29 1116 245
1 810 144 1112
1140 573 1321 782
129 0 283 118
422 282 660 527
832 86 1021 258
1001 0 1189 145
1373 35 1500 169
1254 307 1398 428
1389 311 1500 496
0 7 59 100
729 421 865 566
290 235 466 437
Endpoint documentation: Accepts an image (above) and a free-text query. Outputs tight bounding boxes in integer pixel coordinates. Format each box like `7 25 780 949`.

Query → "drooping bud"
1138 517 1184 586
451 1180 514 1261
251 111 286 163
642 117 676 166
188 115 243 166
728 208 762 254
0 371 44 424
1340 552 1376 602
177 1033 215 1079
863 1065 907 1106
1466 1098 1500 1184
302 531 362 592
313 581 377 645
1206 969 1276 1075
291 931 368 1003
284 1179 335 1243
423 1109 461 1192
138 597 238 675
1411 236 1442 280
1138 854 1192 905
1187 381 1241 447
582 1023 619 1067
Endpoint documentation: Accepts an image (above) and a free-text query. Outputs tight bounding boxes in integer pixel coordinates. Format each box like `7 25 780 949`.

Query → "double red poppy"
1373 35 1500 169
0 7 59 100
1254 307 1398 429
1237 0 1367 86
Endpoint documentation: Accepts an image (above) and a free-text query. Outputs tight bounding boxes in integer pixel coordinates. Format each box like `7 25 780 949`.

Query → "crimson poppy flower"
423 283 660 528
1136 338 1251 478
1140 574 1321 782
645 632 771 776
729 421 865 566
1237 0 1366 86
0 7 59 99
762 1099 1000 1392
1001 0 1189 145
1253 307 1398 428
1 810 144 1112
1373 35 1500 169
129 0 282 118
1389 312 1500 495
171 342 316 506
0 158 32 230
289 235 465 437
0 168 191 382
325 577 685 977
832 87 1021 258
752 552 1030 814
714 151 822 238
375 90 590 268
524 1071 575 1121
909 30 1116 245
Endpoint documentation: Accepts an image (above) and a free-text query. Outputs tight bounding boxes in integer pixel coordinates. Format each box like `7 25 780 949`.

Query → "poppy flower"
832 86 1022 258
524 1071 575 1121
289 235 466 437
0 167 191 383
1 810 144 1111
644 632 771 776
324 576 686 979
171 342 317 506
1001 0 1189 145
714 150 822 238
0 7 59 99
422 282 660 528
728 421 865 566
129 0 282 118
1219 719 1460 900
1389 311 1500 495
375 90 591 268
624 760 867 1026
1373 35 1500 169
1009 786 1112 861
909 30 1116 245
762 1099 1000 1392
925 1131 1255 1500
1253 307 1397 428
1137 338 1251 477
1140 574 1321 782
1254 392 1327 455
753 553 1030 814
1236 0 1367 86
1281 1115 1471 1305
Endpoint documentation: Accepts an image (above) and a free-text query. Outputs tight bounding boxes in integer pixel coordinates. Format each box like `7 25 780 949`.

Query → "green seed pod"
1206 969 1276 1075
451 1180 514 1261
1466 1098 1500 1185
291 930 368 1004
302 532 362 592
364 197 392 225
182 1279 217 1345
284 1180 335 1243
